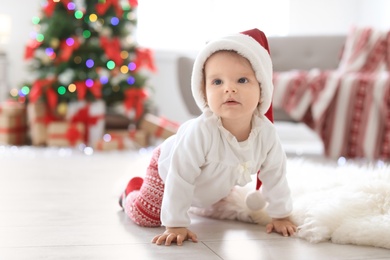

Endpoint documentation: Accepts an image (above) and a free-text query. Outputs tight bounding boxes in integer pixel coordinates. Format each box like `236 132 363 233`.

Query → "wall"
0 0 389 123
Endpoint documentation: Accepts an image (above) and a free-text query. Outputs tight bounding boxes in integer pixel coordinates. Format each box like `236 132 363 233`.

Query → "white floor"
1 123 389 260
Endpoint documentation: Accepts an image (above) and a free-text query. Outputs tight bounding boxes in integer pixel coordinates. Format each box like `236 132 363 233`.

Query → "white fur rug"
190 157 390 249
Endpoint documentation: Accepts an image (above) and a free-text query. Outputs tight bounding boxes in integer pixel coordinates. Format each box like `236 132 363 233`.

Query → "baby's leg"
120 147 164 227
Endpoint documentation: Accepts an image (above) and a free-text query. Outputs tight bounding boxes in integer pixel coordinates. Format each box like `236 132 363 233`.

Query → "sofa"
177 28 390 161
268 35 346 121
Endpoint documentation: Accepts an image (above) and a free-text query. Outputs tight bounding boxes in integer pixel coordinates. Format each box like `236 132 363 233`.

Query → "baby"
119 28 296 246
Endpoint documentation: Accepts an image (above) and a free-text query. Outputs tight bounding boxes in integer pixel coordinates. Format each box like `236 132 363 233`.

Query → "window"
136 0 290 51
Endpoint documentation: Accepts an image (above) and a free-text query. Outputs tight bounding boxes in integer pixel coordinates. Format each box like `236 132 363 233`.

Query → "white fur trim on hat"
191 32 273 116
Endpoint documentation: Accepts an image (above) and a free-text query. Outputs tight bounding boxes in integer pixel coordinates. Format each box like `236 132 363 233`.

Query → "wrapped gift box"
0 101 28 145
47 122 85 147
27 102 52 146
66 100 106 147
95 134 126 151
139 113 179 140
95 129 149 151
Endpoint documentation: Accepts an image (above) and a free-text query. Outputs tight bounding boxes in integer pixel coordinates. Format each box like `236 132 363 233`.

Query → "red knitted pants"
123 147 164 227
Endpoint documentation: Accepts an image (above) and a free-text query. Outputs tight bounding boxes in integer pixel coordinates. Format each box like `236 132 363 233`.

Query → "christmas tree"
16 0 156 122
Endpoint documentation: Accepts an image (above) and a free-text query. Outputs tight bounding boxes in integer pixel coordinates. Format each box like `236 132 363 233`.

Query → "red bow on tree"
124 88 149 120
44 0 72 17
75 80 102 100
29 78 58 110
129 0 138 7
24 40 42 60
56 37 81 63
96 0 123 17
133 48 157 72
100 36 123 65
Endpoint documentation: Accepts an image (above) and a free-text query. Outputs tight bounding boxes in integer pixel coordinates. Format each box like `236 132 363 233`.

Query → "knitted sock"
119 177 144 208
125 177 144 195
122 147 164 227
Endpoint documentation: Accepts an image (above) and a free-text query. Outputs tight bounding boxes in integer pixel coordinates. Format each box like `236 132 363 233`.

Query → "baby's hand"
152 227 198 246
266 217 297 237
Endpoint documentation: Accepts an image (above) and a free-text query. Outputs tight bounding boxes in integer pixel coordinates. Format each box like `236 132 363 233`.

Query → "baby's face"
203 51 260 122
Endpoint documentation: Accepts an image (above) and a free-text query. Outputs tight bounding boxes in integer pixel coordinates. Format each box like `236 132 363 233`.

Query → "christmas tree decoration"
16 0 155 123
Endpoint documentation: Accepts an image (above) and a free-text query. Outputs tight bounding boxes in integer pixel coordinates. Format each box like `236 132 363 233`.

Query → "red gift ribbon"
124 88 148 120
154 117 179 138
128 129 137 140
70 104 104 143
0 126 27 145
49 123 82 146
0 110 27 145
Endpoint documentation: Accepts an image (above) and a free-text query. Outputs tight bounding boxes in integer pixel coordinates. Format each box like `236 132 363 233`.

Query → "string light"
120 65 129 74
86 59 94 68
66 37 75 46
67 2 76 11
85 79 94 87
106 60 115 70
89 14 98 22
100 76 109 84
120 51 129 59
103 134 112 142
21 86 30 95
36 34 44 42
112 85 120 92
58 86 66 95
128 62 136 71
83 30 91 38
111 17 119 26
68 84 77 92
32 16 40 25
74 10 83 19
127 76 135 85
10 88 19 97
74 56 82 64
45 48 55 57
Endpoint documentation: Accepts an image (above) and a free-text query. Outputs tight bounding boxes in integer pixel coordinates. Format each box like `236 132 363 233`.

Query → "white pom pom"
245 191 267 211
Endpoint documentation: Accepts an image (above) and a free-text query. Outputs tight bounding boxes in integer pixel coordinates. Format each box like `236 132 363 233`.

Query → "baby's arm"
152 227 198 246
266 217 297 237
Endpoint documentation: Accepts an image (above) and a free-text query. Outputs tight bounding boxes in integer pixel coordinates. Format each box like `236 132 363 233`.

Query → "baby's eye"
238 77 248 84
212 79 222 85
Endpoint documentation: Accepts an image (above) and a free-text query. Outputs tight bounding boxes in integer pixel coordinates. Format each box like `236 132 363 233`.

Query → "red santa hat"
191 28 274 119
191 28 274 210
